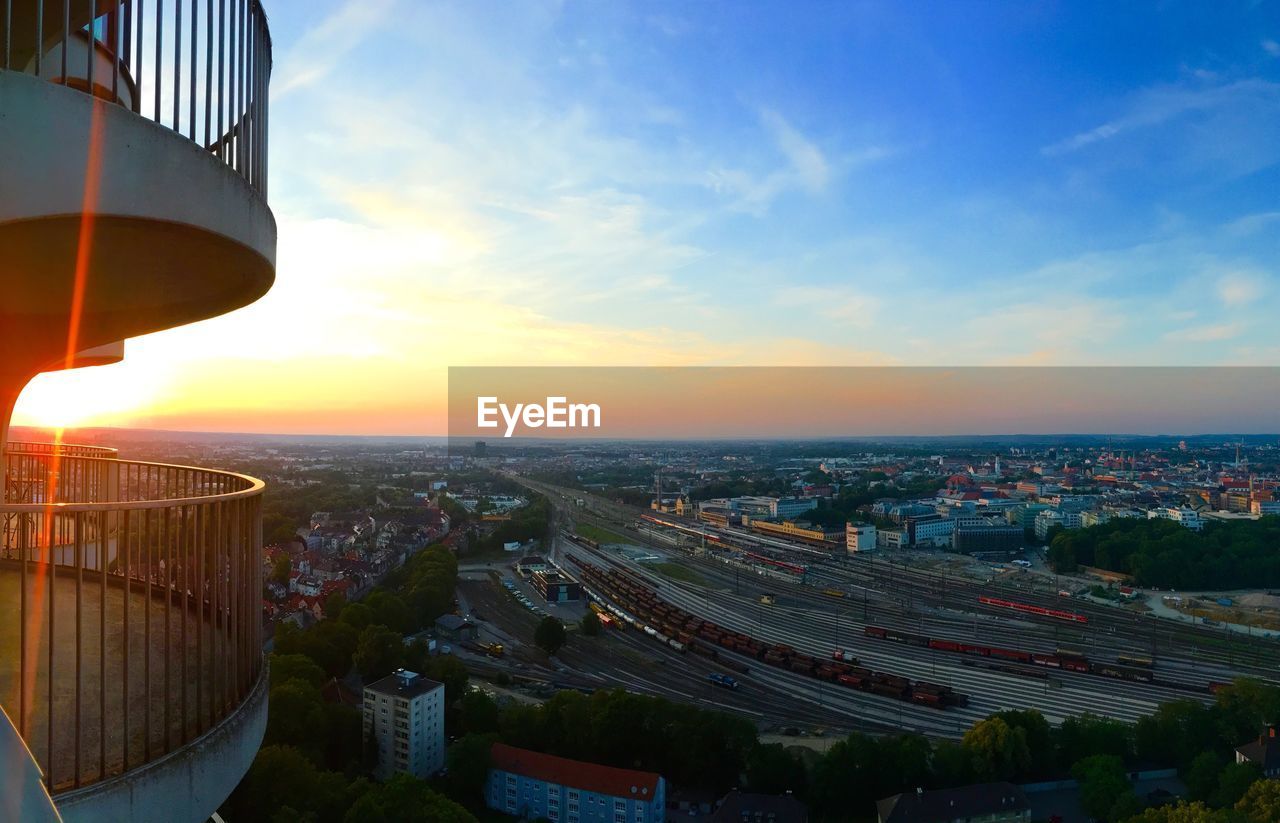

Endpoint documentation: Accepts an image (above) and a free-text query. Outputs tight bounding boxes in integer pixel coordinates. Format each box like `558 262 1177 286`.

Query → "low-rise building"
906 516 954 548
877 529 907 550
1007 503 1049 530
533 570 582 603
709 789 807 823
1034 509 1083 541
1235 725 1280 779
1251 500 1280 516
952 523 1024 554
1147 507 1204 531
846 523 876 554
434 614 478 642
877 783 1030 823
486 743 666 822
517 555 550 575
362 669 445 780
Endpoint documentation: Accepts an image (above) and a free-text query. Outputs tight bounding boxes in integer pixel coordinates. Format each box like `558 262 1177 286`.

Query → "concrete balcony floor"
0 561 232 791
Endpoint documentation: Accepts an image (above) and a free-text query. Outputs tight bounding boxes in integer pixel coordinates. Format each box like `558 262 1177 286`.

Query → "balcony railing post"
1 446 264 794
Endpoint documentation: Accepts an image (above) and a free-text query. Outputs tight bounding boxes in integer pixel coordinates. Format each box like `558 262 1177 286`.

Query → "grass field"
653 562 707 586
576 523 630 545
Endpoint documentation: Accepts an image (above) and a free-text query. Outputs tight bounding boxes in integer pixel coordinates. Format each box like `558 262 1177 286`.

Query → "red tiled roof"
490 743 660 800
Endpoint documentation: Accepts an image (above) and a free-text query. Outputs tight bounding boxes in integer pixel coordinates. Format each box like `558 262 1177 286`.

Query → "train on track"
563 536 968 710
863 625 1156 684
741 551 807 576
978 595 1089 624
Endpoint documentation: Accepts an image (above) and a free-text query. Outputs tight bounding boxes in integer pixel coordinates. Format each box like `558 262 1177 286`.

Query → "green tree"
535 616 567 655
745 743 808 796
270 653 328 689
446 733 498 805
1127 800 1233 822
580 611 601 637
1185 751 1224 803
460 689 500 734
1072 754 1135 822
323 591 347 620
1057 713 1133 766
276 619 360 678
227 745 352 822
366 591 411 633
990 709 1054 779
342 773 477 823
1235 778 1280 822
425 654 470 706
322 702 365 773
270 555 292 586
339 602 376 631
1212 762 1263 809
265 681 330 760
353 624 406 682
963 717 1030 780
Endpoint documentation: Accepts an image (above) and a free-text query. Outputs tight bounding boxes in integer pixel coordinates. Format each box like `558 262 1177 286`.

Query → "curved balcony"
0 1 276 440
0 443 266 821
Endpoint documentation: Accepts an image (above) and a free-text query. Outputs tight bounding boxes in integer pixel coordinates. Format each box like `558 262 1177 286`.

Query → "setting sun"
12 364 159 430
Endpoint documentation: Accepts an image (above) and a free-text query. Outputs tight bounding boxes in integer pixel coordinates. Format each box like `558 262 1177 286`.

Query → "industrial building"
533 569 583 603
952 523 1025 554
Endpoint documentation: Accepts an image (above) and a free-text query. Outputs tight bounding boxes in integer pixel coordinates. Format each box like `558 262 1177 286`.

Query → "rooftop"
1235 726 1279 772
435 614 475 631
709 789 808 823
364 669 443 700
877 782 1029 823
490 743 662 800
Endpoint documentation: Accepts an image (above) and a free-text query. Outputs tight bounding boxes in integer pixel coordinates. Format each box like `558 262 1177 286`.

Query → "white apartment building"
364 669 446 780
1034 509 1084 541
909 516 955 548
1147 507 1204 531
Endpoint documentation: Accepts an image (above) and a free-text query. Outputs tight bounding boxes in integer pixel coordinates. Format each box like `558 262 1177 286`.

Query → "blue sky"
20 0 1280 433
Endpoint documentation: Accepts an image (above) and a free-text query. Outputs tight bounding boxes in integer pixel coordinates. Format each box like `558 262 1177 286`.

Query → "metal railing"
3 441 118 459
0 444 264 792
0 0 273 195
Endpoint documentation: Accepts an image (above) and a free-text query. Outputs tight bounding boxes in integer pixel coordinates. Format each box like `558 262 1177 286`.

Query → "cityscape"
12 428 1278 822
2 1 1279 823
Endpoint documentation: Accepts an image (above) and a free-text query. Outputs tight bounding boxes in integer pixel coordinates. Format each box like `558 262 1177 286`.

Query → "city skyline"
13 0 1280 435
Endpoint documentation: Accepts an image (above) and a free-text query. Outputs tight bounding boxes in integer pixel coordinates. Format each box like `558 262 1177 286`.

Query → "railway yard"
458 475 1280 741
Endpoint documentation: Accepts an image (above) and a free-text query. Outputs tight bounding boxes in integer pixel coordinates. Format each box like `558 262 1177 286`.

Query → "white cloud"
1164 323 1243 343
1042 78 1280 156
273 0 397 97
759 108 830 192
1217 272 1265 307
1264 39 1280 58
772 286 880 325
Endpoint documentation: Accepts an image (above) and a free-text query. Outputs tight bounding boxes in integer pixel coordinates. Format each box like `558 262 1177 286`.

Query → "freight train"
563 551 967 710
863 625 1154 683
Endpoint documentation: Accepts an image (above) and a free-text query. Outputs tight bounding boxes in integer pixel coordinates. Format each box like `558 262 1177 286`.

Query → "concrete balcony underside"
0 69 276 371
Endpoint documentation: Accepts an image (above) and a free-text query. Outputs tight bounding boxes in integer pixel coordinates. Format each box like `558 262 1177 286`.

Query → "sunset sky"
15 1 1280 435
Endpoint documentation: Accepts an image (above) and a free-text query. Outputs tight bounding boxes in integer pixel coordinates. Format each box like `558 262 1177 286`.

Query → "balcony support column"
0 370 37 464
